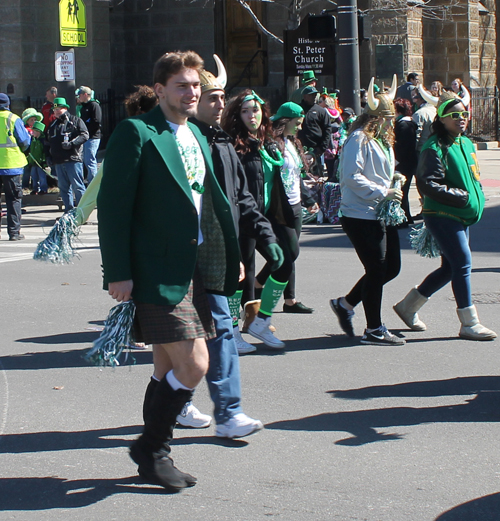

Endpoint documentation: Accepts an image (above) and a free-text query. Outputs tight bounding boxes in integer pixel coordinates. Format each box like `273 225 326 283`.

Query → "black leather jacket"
190 119 277 248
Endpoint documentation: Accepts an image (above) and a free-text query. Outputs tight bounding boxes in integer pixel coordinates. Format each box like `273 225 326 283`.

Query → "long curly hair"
348 113 395 147
221 89 273 154
272 117 309 172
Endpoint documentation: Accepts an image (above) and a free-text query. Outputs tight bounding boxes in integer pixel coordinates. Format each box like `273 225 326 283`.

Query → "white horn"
460 85 470 108
418 84 439 106
387 74 397 100
367 77 379 111
214 54 227 89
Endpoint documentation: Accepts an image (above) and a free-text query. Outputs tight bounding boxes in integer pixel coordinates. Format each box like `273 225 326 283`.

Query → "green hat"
32 121 45 133
53 97 70 109
22 108 43 124
302 70 317 84
271 102 305 121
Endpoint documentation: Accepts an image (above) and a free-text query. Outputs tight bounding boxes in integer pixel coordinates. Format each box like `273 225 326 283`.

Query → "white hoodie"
339 128 394 220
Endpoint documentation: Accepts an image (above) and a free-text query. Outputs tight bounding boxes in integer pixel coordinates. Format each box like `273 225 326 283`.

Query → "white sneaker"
215 413 264 439
233 326 256 354
247 316 285 349
176 402 212 428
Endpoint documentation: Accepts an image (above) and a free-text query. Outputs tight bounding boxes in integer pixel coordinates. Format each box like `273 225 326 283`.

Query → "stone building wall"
0 0 111 112
478 0 497 87
109 0 216 94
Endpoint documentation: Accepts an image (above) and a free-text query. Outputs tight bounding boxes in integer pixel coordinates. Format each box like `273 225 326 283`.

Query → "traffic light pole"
336 0 361 114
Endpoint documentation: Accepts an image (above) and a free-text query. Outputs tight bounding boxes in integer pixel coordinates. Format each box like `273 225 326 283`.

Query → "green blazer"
97 105 240 306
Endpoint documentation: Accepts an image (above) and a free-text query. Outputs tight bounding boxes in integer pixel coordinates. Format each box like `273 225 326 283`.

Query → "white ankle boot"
393 287 428 331
457 305 497 341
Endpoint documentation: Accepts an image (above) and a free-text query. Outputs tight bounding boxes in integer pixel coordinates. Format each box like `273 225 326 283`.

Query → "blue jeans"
30 166 48 192
54 162 86 212
418 215 472 308
205 293 243 424
83 138 100 184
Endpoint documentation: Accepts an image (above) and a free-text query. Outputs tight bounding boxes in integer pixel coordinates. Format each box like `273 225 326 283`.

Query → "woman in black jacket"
222 90 296 349
394 97 418 224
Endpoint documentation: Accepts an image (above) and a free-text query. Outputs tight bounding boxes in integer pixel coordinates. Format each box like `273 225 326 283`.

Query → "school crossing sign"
59 0 87 47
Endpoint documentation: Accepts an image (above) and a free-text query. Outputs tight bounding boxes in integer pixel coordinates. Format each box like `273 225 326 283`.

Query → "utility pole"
336 0 361 114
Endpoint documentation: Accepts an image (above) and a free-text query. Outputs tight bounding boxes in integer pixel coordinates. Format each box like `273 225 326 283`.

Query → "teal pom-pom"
33 208 80 264
377 199 407 226
85 301 136 367
408 222 442 258
377 176 407 226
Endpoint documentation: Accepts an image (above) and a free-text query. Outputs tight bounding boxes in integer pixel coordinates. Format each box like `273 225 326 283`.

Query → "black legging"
341 216 401 329
256 202 302 300
239 211 297 305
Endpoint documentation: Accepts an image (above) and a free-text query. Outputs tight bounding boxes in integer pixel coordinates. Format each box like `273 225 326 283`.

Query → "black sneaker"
9 234 25 241
330 298 355 337
360 325 405 346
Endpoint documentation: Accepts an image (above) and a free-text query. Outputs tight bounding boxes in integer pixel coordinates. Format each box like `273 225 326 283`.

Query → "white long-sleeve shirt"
339 128 394 220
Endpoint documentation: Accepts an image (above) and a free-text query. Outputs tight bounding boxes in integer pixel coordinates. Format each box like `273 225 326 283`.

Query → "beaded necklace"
166 120 205 194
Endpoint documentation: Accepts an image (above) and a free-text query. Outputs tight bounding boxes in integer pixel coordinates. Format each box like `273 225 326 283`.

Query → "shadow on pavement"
0 425 141 454
0 425 246 455
266 386 500 446
0 346 153 370
0 476 175 510
328 375 500 400
434 492 500 520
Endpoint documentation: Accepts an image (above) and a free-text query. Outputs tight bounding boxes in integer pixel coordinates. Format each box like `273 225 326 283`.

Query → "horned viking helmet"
364 75 397 117
199 55 227 94
417 83 470 117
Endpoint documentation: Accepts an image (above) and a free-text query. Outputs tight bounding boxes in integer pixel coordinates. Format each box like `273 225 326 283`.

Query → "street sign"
284 15 335 78
59 0 87 47
55 51 75 81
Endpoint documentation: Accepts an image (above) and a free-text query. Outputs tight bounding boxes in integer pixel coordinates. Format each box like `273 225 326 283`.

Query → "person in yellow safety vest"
0 93 31 241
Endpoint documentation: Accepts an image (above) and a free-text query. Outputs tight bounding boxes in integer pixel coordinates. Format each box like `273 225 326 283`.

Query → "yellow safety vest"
0 110 28 169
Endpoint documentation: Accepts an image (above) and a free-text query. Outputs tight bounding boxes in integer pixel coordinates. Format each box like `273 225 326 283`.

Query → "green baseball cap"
271 102 305 121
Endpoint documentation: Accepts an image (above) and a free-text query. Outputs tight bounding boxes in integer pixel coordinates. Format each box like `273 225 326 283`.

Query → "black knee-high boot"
130 377 196 490
142 377 159 422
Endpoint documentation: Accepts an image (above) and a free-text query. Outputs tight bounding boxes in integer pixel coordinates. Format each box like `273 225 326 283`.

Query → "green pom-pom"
408 223 442 258
85 301 137 367
33 208 81 264
377 199 407 226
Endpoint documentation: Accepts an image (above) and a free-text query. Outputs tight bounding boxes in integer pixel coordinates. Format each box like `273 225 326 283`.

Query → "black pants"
256 202 302 300
341 216 401 330
0 174 22 238
239 209 297 306
399 165 417 224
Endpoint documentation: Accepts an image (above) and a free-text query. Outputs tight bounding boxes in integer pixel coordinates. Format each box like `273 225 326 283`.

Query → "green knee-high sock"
259 276 288 317
227 290 243 327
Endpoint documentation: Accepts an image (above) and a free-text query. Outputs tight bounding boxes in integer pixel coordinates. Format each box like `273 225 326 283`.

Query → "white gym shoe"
247 315 285 349
215 413 264 439
176 402 212 428
233 326 256 354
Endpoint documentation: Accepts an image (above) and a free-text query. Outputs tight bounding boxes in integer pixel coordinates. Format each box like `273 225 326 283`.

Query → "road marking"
0 359 9 441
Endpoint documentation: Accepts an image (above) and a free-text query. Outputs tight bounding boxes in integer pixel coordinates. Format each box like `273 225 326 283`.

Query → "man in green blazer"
97 51 240 491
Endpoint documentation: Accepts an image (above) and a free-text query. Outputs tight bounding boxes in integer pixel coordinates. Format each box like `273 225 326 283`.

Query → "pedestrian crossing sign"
59 0 87 47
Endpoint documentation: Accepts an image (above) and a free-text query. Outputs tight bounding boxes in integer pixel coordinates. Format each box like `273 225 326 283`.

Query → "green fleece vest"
422 135 485 226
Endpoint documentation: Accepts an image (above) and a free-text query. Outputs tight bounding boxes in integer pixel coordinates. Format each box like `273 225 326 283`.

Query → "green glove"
265 243 284 272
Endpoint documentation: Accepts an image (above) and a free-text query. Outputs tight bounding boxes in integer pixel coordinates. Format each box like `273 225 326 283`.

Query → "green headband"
437 98 459 118
242 90 264 105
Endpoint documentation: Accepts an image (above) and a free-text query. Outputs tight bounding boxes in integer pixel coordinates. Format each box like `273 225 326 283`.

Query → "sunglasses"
441 111 470 120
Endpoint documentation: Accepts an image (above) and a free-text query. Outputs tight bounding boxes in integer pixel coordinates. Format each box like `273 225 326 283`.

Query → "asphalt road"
0 150 499 520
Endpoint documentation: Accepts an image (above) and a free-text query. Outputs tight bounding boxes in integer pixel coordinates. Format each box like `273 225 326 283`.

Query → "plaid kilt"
133 268 215 345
